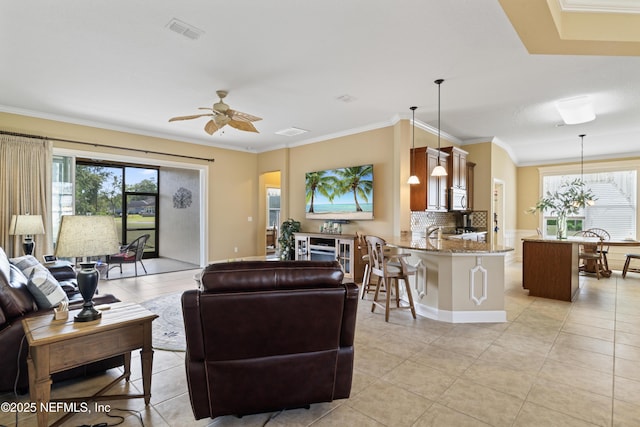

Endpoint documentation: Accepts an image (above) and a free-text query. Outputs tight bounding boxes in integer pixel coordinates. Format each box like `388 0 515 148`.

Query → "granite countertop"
521 235 599 243
382 235 513 254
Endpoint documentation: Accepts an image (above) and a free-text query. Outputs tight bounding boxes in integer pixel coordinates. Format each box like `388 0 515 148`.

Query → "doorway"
493 179 505 246
260 171 281 256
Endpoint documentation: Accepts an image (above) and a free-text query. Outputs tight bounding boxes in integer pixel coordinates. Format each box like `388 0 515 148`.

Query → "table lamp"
9 214 45 256
54 215 120 322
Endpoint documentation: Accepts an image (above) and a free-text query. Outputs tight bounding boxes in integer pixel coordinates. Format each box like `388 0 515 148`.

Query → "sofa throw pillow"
9 255 40 275
26 265 68 310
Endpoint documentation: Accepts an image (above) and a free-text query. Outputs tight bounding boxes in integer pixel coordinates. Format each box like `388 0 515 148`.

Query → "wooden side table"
22 302 158 427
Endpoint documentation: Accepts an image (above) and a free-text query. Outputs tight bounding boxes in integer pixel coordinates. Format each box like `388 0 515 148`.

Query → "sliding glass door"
73 161 159 258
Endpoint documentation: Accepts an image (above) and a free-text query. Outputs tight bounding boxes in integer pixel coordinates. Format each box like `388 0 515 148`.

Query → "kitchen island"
520 236 604 301
382 235 513 323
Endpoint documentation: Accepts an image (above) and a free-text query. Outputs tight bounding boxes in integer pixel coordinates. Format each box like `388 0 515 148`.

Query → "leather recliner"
181 260 358 420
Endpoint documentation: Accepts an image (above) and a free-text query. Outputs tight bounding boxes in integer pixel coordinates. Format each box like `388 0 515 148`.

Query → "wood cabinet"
466 161 475 211
442 146 468 190
409 147 448 211
522 239 579 301
294 232 362 282
441 146 470 211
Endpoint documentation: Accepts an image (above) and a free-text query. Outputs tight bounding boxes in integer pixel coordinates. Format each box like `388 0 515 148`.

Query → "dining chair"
622 253 640 278
365 235 416 322
575 230 605 279
587 228 611 274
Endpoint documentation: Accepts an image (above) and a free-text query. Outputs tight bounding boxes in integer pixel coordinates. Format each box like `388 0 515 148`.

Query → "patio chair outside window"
106 234 150 278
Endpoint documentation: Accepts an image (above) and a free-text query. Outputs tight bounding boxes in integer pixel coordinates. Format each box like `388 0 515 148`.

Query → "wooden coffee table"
22 302 158 427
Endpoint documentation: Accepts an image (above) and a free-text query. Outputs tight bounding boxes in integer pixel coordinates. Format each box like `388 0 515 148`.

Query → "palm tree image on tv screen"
305 164 373 220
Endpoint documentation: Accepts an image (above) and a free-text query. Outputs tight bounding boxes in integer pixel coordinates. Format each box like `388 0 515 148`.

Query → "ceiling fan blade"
228 109 262 122
204 119 221 135
169 113 214 122
228 119 259 133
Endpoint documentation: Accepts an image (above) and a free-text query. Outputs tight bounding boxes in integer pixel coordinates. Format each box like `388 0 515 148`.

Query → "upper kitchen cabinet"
441 146 468 190
410 147 449 212
466 161 475 211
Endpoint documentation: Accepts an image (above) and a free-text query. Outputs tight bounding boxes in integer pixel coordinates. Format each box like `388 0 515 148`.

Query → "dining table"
597 238 640 277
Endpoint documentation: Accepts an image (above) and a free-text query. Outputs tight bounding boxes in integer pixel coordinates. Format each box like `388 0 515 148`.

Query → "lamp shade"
407 175 420 184
54 215 120 258
9 215 45 236
431 165 448 177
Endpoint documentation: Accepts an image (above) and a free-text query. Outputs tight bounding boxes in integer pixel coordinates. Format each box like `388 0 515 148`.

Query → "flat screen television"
305 164 373 220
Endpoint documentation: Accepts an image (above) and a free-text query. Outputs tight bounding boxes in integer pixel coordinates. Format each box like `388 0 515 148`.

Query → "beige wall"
491 143 518 232
15 109 638 266
517 165 541 230
285 126 398 238
0 112 259 263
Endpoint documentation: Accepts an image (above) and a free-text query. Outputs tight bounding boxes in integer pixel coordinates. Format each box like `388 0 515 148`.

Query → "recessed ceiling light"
275 127 309 136
166 18 204 40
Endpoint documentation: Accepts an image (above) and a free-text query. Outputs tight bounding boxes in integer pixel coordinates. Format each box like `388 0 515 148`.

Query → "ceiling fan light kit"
169 90 262 135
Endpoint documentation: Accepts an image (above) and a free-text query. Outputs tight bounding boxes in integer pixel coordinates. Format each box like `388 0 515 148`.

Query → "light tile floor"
2 263 640 426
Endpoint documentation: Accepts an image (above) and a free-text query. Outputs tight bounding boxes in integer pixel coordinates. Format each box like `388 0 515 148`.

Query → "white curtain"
0 134 53 257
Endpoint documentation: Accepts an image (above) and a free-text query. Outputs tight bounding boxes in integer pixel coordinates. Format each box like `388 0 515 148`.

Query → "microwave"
449 188 467 211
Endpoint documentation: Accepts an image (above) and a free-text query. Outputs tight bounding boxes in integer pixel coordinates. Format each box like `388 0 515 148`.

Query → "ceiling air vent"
275 127 309 137
166 18 204 40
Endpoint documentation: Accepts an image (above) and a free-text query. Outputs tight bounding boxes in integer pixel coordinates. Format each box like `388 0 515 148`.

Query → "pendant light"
579 134 595 206
431 79 448 177
407 106 420 184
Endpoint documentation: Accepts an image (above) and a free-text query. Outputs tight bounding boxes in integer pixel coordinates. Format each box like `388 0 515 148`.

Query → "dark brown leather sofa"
0 248 123 393
182 260 358 420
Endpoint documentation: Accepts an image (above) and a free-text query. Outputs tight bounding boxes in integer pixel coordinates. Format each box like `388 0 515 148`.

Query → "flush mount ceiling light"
555 95 596 125
407 106 420 185
431 79 448 177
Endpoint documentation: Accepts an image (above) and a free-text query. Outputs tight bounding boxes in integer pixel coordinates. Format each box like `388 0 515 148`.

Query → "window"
52 156 74 244
541 170 636 240
267 188 281 228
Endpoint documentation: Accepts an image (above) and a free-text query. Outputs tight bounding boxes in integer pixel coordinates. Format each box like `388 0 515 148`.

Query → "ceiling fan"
169 90 262 135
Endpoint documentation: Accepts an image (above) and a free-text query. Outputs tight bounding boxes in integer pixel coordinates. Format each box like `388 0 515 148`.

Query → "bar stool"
356 232 374 299
365 235 416 322
622 254 640 278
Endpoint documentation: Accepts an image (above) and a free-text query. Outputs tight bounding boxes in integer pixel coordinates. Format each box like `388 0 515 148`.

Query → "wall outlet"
234 247 238 253
248 216 253 222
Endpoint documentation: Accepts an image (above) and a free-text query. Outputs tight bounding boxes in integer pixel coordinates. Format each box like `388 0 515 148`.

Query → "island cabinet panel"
522 239 579 301
382 234 513 323
410 147 448 212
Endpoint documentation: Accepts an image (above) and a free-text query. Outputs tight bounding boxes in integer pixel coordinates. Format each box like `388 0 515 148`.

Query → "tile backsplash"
410 210 488 233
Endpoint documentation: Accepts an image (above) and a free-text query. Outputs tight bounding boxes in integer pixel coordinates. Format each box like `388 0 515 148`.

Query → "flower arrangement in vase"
528 178 597 239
